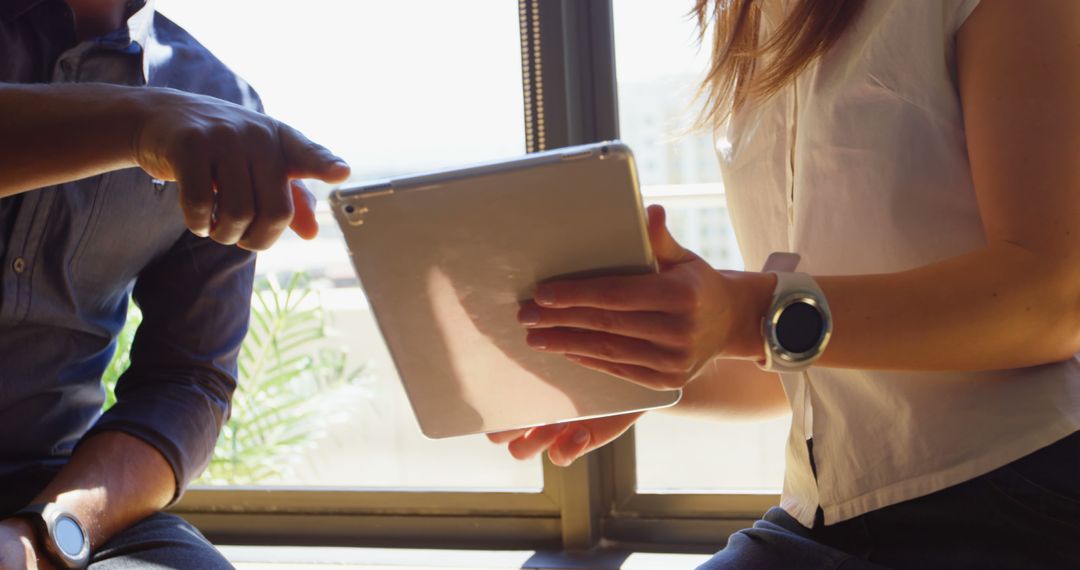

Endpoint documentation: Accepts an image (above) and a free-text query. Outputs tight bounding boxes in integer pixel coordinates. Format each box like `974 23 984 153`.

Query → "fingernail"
526 332 548 350
535 286 555 306
572 429 590 446
518 306 540 326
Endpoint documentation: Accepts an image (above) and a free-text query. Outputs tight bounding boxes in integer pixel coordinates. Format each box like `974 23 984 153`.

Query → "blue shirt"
0 0 260 511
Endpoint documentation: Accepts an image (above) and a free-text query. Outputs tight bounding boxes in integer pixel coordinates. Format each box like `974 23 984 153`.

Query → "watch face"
776 300 824 354
53 515 86 557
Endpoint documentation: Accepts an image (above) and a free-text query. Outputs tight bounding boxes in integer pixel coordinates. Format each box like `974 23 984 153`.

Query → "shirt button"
12 257 27 274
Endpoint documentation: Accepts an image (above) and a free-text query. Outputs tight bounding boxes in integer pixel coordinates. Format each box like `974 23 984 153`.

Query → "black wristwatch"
11 503 90 569
759 271 833 372
757 253 833 373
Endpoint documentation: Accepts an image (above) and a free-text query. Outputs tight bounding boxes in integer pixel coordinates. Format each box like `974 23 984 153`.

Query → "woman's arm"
0 83 350 250
521 0 1080 381
487 357 788 466
669 358 788 420
813 0 1080 371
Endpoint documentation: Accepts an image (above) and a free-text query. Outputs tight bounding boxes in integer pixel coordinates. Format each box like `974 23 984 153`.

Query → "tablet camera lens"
343 204 368 225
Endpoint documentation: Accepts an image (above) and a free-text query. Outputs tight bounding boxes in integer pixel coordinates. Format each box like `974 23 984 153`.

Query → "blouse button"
12 257 27 274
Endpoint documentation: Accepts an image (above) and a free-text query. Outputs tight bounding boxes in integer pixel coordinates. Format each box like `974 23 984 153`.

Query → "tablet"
330 141 682 439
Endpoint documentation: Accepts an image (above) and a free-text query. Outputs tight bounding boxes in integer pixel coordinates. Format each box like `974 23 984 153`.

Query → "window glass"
614 0 788 492
153 0 540 489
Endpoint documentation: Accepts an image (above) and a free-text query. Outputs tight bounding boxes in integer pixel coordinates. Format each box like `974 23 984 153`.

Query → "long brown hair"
694 0 865 126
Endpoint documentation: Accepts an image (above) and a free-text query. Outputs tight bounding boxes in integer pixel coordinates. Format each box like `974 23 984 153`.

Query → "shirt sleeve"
82 231 255 502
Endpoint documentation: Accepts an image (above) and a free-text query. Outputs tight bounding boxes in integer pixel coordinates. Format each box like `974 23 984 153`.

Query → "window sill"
221 546 713 569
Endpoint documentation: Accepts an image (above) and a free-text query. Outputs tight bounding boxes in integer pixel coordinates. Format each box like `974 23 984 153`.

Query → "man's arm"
0 83 349 250
90 229 254 499
0 84 141 194
0 432 173 566
0 229 257 564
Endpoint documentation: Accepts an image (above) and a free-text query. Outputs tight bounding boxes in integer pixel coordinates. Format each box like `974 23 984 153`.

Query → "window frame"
170 0 779 552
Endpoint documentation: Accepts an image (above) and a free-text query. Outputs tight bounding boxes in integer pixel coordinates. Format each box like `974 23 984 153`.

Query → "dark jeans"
91 513 232 569
699 430 1080 569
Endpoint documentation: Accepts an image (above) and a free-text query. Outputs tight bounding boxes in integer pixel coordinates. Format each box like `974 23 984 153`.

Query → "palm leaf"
102 271 373 485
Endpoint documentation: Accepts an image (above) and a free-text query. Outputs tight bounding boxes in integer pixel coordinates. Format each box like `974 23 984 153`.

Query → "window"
155 0 540 491
149 0 780 551
611 0 789 494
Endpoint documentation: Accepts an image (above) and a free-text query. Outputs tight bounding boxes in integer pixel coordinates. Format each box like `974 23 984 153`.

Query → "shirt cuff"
81 375 231 504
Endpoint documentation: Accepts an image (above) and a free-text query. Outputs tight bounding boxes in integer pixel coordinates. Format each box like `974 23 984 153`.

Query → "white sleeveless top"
718 0 1080 526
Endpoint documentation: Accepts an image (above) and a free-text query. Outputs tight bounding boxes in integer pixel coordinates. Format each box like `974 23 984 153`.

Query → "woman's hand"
487 412 644 467
519 205 769 391
490 206 773 465
132 88 351 251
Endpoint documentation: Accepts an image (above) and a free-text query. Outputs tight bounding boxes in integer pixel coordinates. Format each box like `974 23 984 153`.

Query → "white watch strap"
773 271 823 299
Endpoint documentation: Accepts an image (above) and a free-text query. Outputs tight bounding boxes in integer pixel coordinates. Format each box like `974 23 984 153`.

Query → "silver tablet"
330 141 681 439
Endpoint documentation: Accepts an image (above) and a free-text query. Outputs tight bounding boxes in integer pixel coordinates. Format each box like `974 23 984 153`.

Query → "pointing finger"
279 123 351 184
288 180 319 240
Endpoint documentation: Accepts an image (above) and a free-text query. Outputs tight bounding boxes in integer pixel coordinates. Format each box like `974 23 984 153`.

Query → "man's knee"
90 513 232 570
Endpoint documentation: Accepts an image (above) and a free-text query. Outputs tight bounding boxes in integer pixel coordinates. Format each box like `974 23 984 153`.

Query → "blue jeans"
699 430 1080 569
90 512 232 569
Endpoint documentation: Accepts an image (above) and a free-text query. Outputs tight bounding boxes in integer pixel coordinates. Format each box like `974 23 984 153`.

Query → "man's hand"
487 412 644 467
0 519 52 570
0 83 351 251
131 88 351 251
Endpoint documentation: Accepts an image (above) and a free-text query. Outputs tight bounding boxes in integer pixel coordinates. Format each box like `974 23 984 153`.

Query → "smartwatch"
12 503 90 569
758 254 833 373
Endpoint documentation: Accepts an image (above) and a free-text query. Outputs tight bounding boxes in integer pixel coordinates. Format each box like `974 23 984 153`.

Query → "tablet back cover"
332 143 681 438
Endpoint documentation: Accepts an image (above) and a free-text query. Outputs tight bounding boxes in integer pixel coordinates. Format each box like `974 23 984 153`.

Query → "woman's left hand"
519 205 769 391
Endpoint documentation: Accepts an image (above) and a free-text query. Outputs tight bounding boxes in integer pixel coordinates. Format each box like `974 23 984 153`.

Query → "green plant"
101 272 370 485
101 305 141 411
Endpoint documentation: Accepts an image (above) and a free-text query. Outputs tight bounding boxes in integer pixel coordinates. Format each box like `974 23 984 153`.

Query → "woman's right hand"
131 88 352 251
487 411 645 467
